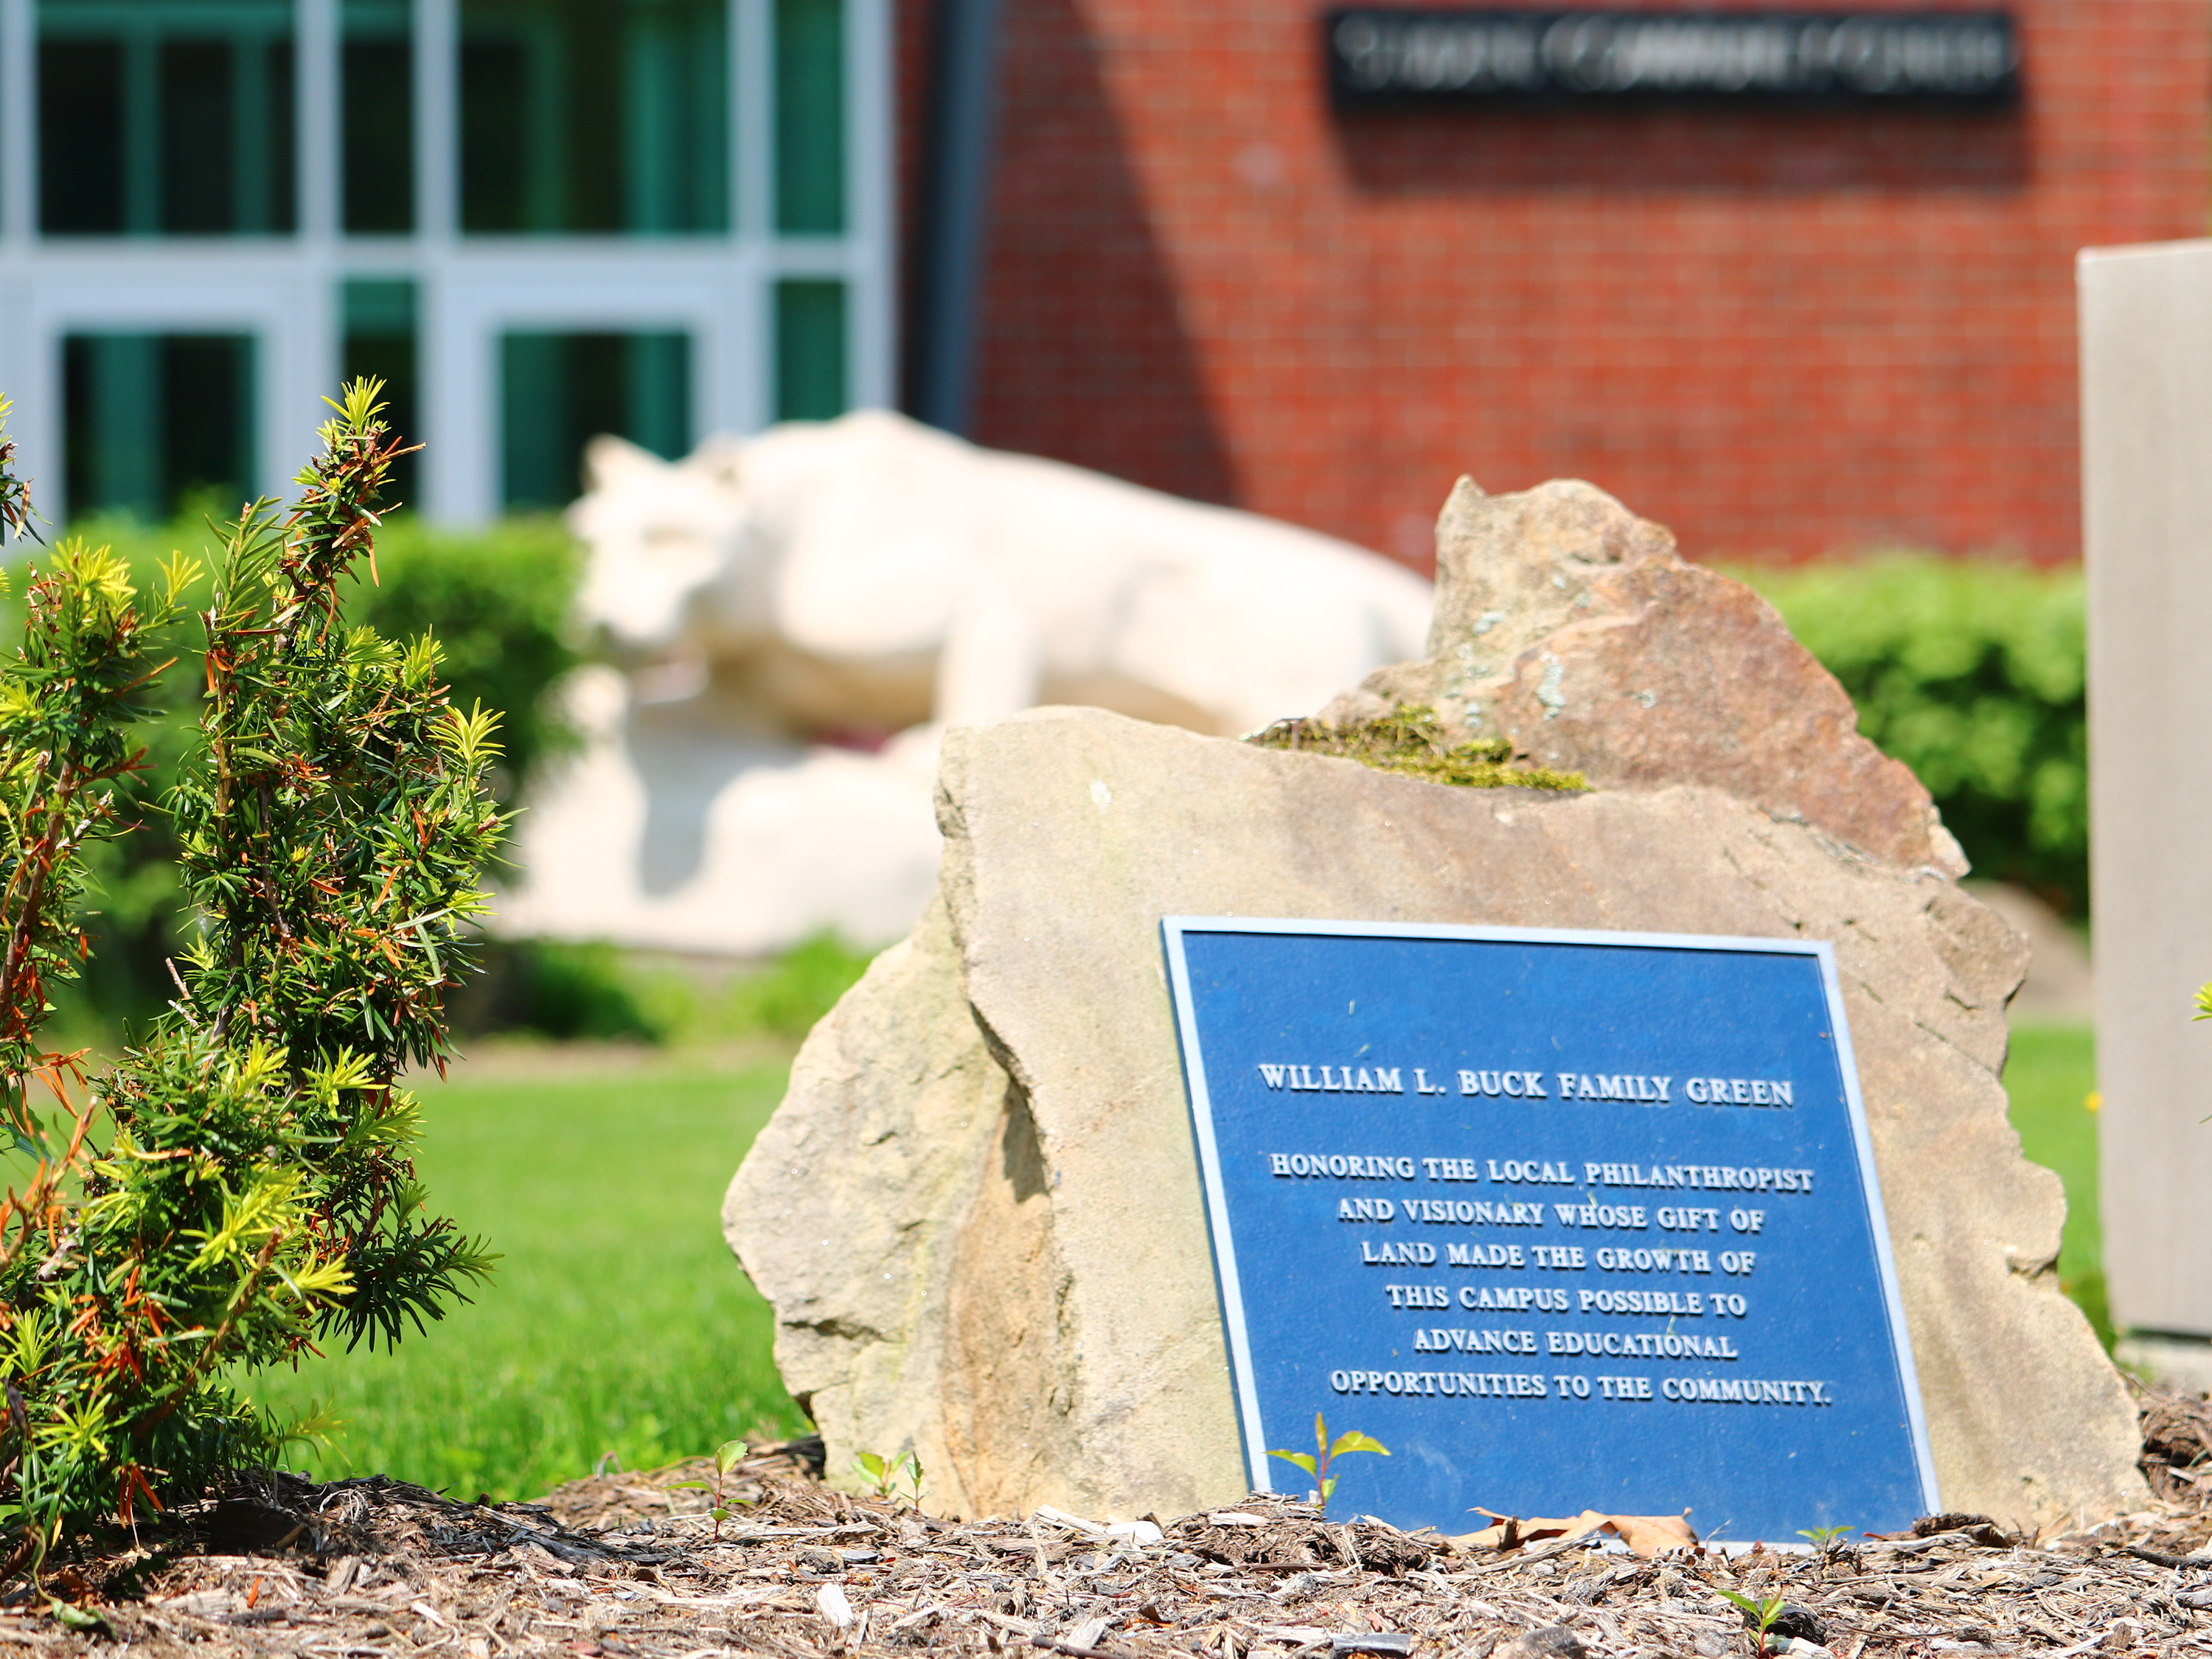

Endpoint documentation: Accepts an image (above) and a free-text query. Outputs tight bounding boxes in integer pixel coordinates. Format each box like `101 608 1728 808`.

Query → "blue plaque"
1161 918 1937 1542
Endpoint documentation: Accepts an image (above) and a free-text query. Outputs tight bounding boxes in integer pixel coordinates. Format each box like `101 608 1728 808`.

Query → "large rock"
724 479 2142 1529
1338 478 1967 877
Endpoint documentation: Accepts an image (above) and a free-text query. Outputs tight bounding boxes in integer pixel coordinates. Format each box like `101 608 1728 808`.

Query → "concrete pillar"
2080 239 2212 1372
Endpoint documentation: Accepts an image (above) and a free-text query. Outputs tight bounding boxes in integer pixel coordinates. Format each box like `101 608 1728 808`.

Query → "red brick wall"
953 0 2210 567
896 0 935 380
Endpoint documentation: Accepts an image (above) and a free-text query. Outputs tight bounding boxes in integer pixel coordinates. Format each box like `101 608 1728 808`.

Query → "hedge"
10 511 583 1034
1742 556 2087 915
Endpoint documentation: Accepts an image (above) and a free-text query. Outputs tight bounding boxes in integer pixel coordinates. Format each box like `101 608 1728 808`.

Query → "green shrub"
713 933 874 1039
335 516 582 800
459 939 669 1043
10 511 582 1038
1742 557 2087 914
43 511 583 807
0 383 496 1542
446 934 874 1051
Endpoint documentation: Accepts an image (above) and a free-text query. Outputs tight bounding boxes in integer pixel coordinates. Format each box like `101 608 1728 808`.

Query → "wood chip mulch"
12 1388 2212 1658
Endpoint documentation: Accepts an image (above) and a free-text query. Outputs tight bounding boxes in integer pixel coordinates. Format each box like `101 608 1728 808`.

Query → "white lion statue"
495 411 1433 956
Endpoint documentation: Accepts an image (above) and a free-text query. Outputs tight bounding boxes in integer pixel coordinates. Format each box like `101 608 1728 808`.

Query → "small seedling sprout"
1267 1412 1389 1514
1716 1588 1790 1659
1796 1525 1851 1577
669 1439 752 1541
855 1449 926 1508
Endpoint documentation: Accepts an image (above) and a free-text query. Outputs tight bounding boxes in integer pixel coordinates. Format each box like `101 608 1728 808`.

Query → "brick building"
13 0 2205 558
931 1 2209 566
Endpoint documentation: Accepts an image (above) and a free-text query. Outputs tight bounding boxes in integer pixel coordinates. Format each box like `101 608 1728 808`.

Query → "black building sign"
1326 10 2020 105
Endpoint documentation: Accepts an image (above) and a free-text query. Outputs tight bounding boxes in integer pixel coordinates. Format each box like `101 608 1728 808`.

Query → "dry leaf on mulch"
1461 1510 1700 1559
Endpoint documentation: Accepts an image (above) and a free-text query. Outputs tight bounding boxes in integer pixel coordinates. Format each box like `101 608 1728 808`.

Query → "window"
343 279 420 502
775 279 845 420
775 0 842 234
40 0 296 235
19 0 880 522
64 333 255 519
460 0 728 234
345 0 415 233
501 331 691 509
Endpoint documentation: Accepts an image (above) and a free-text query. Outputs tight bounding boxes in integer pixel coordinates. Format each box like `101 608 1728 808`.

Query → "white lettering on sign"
1578 1288 1705 1315
1253 1068 1801 1107
1445 1242 1526 1268
1591 1246 1711 1273
1329 1368 1549 1398
1457 1284 1569 1311
1413 1326 1538 1354
1554 1074 1674 1103
1551 1203 1648 1229
1360 1240 1436 1266
1404 1197 1545 1225
1457 1070 1550 1098
1486 1160 1577 1184
1267 1153 1419 1179
1683 1077 1796 1107
1256 1064 1407 1093
1547 1329 1739 1361
1584 1163 1814 1192
1659 1377 1831 1405
1383 1282 1450 1309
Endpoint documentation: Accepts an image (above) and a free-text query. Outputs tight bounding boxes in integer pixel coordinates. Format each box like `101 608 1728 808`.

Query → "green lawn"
2000 1022 2108 1346
241 1055 806 1500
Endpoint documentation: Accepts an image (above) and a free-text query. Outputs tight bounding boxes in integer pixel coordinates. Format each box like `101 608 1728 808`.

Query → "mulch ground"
12 1387 2212 1658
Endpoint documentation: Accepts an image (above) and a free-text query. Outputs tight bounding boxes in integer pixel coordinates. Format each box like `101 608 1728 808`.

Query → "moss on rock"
1245 703 1587 792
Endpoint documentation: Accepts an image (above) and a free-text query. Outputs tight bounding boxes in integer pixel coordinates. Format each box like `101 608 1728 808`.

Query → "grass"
2001 1021 2109 1348
240 1054 807 1501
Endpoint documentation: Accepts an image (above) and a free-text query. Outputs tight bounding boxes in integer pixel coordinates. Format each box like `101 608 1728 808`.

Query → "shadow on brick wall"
1333 105 2029 194
970 0 1235 505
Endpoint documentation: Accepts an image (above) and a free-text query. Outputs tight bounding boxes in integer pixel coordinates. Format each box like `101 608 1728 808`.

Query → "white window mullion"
416 0 456 239
293 0 341 473
414 0 465 515
268 279 337 499
733 0 769 246
298 0 339 240
714 251 763 435
3 287 59 522
846 0 891 409
1 0 35 244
